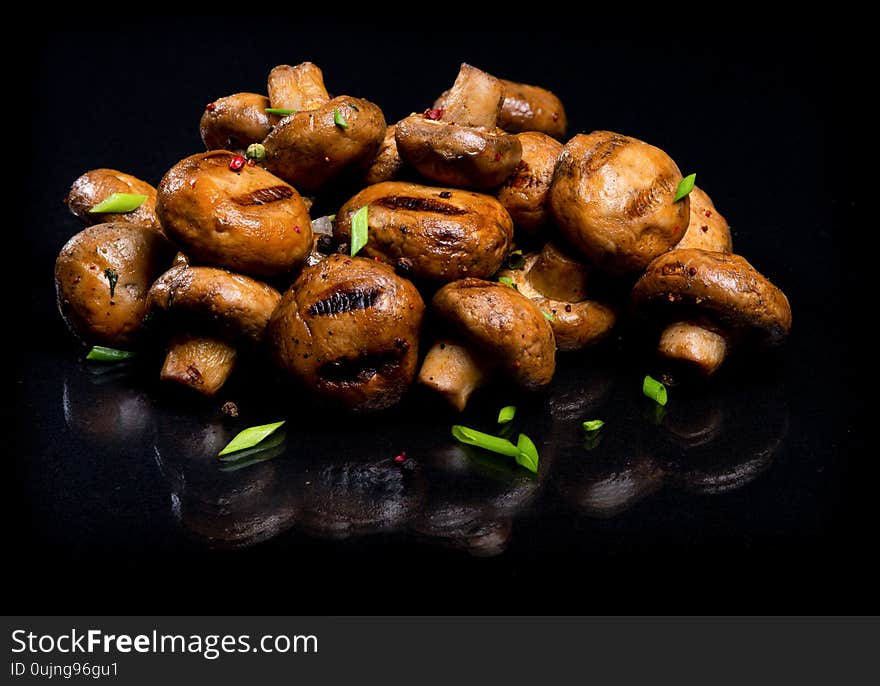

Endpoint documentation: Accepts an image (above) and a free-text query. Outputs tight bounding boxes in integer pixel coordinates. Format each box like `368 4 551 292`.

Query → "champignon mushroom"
549 131 690 274
268 254 425 411
675 185 732 252
631 249 792 377
334 181 513 282
396 64 522 189
66 169 162 232
267 62 329 112
496 132 563 235
200 93 278 153
262 62 386 193
497 242 616 351
364 125 404 184
156 150 312 278
55 222 175 348
147 265 281 396
418 278 556 411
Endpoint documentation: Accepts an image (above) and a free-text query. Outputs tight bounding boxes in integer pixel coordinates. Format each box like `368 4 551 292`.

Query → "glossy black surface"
13 23 862 613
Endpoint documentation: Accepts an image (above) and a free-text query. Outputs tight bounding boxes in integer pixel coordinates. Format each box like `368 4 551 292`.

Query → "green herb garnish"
515 434 539 473
218 421 286 457
498 276 517 290
86 346 137 362
673 173 696 202
497 405 516 424
265 107 296 115
88 193 147 214
582 419 605 432
642 375 668 406
334 108 349 129
104 268 118 298
542 309 555 322
350 205 369 256
451 425 539 474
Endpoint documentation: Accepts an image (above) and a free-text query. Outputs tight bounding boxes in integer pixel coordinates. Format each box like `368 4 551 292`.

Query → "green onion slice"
265 107 296 115
515 433 539 473
86 346 137 362
218 420 286 457
673 173 696 202
642 375 668 406
104 268 118 298
542 309 555 322
451 425 539 474
88 193 147 214
350 205 369 256
498 276 516 289
582 419 605 432
497 405 517 424
334 108 349 129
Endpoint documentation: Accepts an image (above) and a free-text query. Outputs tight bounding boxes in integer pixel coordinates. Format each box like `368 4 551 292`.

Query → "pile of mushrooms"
55 61 792 414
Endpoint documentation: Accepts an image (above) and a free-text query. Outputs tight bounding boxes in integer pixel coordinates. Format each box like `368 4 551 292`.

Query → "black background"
11 20 866 614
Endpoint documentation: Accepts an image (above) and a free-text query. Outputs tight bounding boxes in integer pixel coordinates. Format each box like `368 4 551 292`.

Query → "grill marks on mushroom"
308 288 381 317
372 195 469 215
231 185 296 206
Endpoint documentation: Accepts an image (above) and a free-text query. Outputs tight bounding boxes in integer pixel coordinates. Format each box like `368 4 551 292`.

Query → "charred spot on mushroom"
373 195 469 215
231 185 296 206
307 288 381 316
318 352 401 383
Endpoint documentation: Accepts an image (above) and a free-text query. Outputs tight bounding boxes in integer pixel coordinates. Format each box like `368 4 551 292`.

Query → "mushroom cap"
156 150 312 277
496 132 562 234
676 185 732 252
263 96 386 194
147 265 281 344
498 79 568 139
631 249 792 343
55 222 176 347
200 93 278 153
364 125 404 185
549 131 689 274
67 169 162 232
268 255 425 412
432 278 556 389
335 181 513 282
395 115 522 190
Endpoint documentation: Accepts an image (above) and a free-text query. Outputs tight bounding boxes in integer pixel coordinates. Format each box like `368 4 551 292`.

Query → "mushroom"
156 150 312 278
55 222 175 348
66 169 162 232
496 241 616 351
268 254 425 411
418 278 556 411
395 64 522 189
496 132 563 235
200 93 278 153
147 265 281 396
549 131 690 274
631 249 792 377
262 62 386 193
334 181 513 282
675 185 732 252
364 125 404 184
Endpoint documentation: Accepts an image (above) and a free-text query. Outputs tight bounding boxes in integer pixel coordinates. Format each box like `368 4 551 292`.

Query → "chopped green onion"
642 375 668 406
88 193 147 214
451 425 539 474
218 428 286 463
246 143 266 161
334 108 349 129
328 214 336 221
582 419 605 432
542 309 555 322
673 173 696 202
497 405 517 424
218 420 286 457
515 433 539 473
86 346 137 362
104 268 118 298
265 107 296 115
498 276 517 290
350 205 369 256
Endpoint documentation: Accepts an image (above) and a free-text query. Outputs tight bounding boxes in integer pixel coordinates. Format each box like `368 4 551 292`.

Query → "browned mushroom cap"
676 186 732 252
268 255 425 412
156 151 312 277
66 169 162 232
263 96 386 194
268 62 329 112
496 132 562 234
334 181 513 282
632 249 792 375
364 125 404 185
55 222 175 348
550 131 689 274
419 279 556 410
200 93 278 153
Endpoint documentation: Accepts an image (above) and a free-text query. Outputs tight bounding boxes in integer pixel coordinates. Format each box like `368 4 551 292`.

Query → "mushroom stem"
418 339 492 411
657 322 727 377
160 333 238 396
441 64 504 129
268 62 330 112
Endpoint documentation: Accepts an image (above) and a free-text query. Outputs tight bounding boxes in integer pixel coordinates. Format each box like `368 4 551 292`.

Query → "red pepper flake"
293 225 301 234
373 256 381 261
512 360 521 369
552 112 559 122
393 451 407 464
344 259 352 265
700 225 709 232
494 152 501 161
229 155 246 171
673 225 680 233
705 210 712 217
423 107 444 120
206 102 216 112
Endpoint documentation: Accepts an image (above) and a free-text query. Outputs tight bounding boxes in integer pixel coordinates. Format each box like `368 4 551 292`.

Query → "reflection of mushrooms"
496 132 562 234
418 279 555 411
156 150 312 278
632 249 792 377
549 131 689 274
200 93 277 153
66 169 162 232
364 125 404 184
396 64 522 189
262 62 386 193
676 186 732 252
268 255 425 411
55 222 175 347
62 367 152 446
147 265 281 396
334 181 513 282
497 241 616 351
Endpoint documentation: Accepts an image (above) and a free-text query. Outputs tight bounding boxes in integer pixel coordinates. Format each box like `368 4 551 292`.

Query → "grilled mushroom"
364 125 404 184
66 169 162 232
675 185 732 252
496 132 563 235
200 93 278 153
